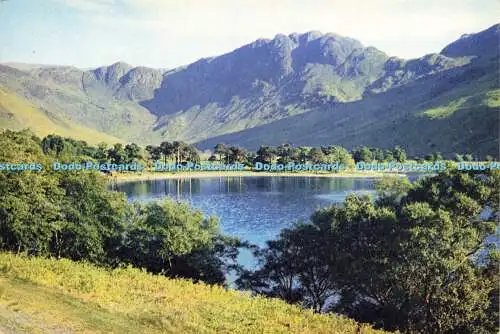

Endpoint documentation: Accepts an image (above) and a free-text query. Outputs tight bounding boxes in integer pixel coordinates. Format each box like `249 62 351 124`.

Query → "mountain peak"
441 24 500 58
91 61 134 87
107 61 133 71
301 30 324 41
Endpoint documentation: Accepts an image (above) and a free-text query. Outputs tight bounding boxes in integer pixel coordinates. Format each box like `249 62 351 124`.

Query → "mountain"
0 24 498 157
441 24 500 59
0 62 162 143
0 86 123 144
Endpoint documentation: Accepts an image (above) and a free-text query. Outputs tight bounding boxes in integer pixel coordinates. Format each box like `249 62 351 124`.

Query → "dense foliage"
0 130 240 285
237 171 499 333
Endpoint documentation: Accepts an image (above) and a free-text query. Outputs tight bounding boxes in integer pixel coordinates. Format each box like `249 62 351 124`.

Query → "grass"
0 88 123 145
422 97 468 119
0 253 388 334
421 89 500 119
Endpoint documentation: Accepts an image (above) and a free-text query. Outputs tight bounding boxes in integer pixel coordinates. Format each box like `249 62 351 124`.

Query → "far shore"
107 170 406 183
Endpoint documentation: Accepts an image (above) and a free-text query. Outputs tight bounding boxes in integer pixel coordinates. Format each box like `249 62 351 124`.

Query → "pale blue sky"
0 0 498 69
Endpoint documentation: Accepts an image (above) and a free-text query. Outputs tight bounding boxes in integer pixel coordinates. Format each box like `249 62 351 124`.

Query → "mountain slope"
195 53 499 157
0 87 123 144
195 24 499 157
0 24 498 155
0 63 161 144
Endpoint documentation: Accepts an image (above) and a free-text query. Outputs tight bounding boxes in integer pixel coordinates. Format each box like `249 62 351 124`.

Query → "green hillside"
196 60 499 158
421 89 499 119
0 88 123 145
0 253 386 334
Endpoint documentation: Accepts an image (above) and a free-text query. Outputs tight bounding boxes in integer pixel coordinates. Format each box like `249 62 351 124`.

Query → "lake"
112 176 377 247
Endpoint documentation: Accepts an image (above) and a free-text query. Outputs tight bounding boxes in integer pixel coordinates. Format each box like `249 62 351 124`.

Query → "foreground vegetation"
0 253 385 333
0 129 244 286
238 171 499 333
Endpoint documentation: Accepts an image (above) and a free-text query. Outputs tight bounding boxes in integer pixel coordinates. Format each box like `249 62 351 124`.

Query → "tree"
277 143 294 164
297 147 309 164
256 146 276 164
55 172 128 263
352 146 373 163
308 147 326 164
146 145 162 161
160 141 175 164
245 152 257 166
322 145 355 167
118 200 233 284
124 143 141 164
107 143 126 164
184 145 200 163
237 220 339 313
237 236 305 306
0 131 62 255
226 146 247 164
372 148 385 162
392 146 406 163
383 149 394 162
214 143 227 163
464 154 474 162
374 176 412 206
41 134 65 157
240 169 499 333
425 152 443 162
94 142 109 163
172 141 188 164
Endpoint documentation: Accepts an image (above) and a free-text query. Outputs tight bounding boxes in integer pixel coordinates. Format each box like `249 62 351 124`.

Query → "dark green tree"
107 143 126 164
214 143 227 163
94 142 109 163
146 145 162 161
352 146 373 163
392 146 407 163
240 169 499 333
226 146 247 164
160 141 175 164
41 134 65 157
308 147 326 164
256 146 277 164
124 143 141 163
277 143 294 164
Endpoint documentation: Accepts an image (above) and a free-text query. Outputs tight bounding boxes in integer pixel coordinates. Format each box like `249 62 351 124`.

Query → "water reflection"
113 176 377 248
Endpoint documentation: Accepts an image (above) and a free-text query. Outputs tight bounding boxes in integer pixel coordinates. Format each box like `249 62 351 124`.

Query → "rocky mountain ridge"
0 24 498 156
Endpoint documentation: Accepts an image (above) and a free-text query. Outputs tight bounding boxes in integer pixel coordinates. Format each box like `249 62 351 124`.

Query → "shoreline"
107 170 406 183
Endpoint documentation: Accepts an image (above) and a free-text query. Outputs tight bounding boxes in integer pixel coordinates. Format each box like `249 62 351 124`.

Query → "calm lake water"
112 176 377 249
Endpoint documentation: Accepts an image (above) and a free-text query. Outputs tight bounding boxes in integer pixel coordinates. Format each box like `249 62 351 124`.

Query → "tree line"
38 135 489 172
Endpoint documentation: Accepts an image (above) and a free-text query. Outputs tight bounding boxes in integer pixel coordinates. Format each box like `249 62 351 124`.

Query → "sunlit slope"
196 61 500 158
0 253 386 334
0 88 123 144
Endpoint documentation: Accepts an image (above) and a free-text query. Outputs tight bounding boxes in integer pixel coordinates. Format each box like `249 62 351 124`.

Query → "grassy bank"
0 253 387 334
108 170 404 183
